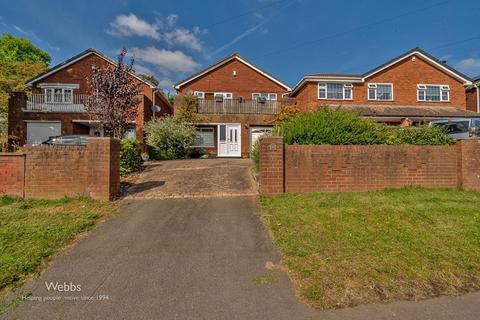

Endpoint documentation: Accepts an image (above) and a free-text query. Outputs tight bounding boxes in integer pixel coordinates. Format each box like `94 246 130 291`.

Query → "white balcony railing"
25 94 90 113
196 99 282 115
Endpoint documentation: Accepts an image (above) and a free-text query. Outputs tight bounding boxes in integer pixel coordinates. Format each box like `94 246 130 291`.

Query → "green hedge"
277 108 454 146
120 138 142 175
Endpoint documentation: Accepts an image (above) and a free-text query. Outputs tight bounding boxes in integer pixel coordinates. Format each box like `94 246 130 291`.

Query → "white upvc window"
214 92 233 100
417 84 450 102
193 91 205 99
368 83 393 101
252 93 277 101
193 127 215 147
44 88 73 103
318 83 353 100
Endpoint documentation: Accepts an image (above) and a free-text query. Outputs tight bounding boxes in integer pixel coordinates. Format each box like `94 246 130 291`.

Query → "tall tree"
85 48 140 139
0 33 50 118
138 73 159 87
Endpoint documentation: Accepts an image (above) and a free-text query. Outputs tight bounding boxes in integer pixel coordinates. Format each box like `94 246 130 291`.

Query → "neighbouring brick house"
289 47 478 124
8 48 172 146
174 52 291 158
466 75 480 113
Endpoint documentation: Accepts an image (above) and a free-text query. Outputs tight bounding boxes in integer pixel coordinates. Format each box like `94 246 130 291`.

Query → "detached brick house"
174 53 291 158
9 48 172 146
289 47 478 124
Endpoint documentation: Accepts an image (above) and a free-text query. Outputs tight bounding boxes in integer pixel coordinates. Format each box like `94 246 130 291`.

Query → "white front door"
26 121 61 145
217 124 241 157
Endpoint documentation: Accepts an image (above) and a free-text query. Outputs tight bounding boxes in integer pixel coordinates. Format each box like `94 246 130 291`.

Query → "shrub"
279 107 392 145
392 126 455 145
144 116 196 160
276 107 453 146
250 139 261 172
120 138 142 175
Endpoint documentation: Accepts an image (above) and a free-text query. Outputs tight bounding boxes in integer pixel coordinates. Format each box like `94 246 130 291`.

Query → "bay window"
318 83 353 100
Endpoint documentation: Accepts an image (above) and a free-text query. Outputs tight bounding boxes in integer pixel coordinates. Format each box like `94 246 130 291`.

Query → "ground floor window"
194 127 215 147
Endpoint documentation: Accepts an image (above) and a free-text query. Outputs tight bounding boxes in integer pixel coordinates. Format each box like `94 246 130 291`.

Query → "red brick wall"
0 154 25 197
178 59 288 99
466 87 478 112
259 137 480 195
259 136 284 196
294 54 468 111
0 138 119 200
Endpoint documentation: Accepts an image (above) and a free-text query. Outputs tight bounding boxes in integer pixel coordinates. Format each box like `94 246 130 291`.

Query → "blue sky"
1 0 479 92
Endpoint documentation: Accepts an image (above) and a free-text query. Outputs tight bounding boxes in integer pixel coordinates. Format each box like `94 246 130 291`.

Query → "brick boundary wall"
259 137 480 196
0 153 25 198
0 138 120 200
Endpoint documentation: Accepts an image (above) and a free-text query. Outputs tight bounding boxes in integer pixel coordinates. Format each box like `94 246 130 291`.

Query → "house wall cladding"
0 138 119 200
294 54 468 111
259 137 480 195
178 59 288 99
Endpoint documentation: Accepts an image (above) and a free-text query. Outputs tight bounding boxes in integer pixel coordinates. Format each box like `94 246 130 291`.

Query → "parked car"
429 119 480 139
42 135 88 146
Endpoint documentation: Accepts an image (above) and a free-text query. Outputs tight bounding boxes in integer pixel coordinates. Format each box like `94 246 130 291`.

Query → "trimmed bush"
279 108 392 145
277 108 453 146
392 126 455 145
120 138 142 175
144 116 196 160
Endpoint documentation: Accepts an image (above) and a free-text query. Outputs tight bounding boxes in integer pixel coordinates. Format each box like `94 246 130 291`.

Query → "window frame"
317 83 353 101
367 83 394 101
193 127 215 148
193 91 205 99
252 93 278 101
44 87 74 103
214 92 233 100
417 84 450 102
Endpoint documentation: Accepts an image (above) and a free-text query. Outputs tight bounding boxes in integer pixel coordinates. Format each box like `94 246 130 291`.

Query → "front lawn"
260 188 480 310
0 196 116 293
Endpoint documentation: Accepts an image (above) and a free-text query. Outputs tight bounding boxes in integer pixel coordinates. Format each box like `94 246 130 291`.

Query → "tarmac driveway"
125 158 257 199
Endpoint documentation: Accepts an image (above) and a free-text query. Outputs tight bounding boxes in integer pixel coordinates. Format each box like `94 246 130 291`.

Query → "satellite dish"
151 105 161 112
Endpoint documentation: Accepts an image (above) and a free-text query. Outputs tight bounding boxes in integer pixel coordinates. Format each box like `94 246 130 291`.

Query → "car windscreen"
434 121 470 134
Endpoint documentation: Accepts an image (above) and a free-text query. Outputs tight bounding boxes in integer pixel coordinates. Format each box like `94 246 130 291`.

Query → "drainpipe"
153 88 157 119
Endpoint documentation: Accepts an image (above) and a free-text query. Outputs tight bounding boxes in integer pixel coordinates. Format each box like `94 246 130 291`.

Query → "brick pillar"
457 139 480 191
86 137 120 200
8 92 27 146
259 136 284 196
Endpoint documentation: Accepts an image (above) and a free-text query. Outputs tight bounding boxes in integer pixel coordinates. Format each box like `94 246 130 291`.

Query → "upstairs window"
417 84 450 102
368 83 393 101
318 83 353 100
45 88 73 103
252 93 277 101
193 91 205 99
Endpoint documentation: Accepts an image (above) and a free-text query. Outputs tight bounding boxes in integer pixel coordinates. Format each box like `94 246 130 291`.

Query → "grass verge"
260 188 480 309
0 196 116 294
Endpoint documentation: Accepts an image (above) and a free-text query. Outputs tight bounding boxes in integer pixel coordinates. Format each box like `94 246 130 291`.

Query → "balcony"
196 99 282 115
25 94 89 113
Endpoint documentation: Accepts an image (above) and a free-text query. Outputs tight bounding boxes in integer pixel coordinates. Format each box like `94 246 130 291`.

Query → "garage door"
250 127 273 150
27 122 61 145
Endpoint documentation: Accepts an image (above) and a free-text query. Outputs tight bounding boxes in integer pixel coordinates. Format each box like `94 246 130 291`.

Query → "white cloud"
108 13 160 40
107 13 206 52
166 14 178 28
209 21 267 57
133 64 154 76
130 47 199 74
158 78 174 89
455 58 480 76
164 28 203 52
